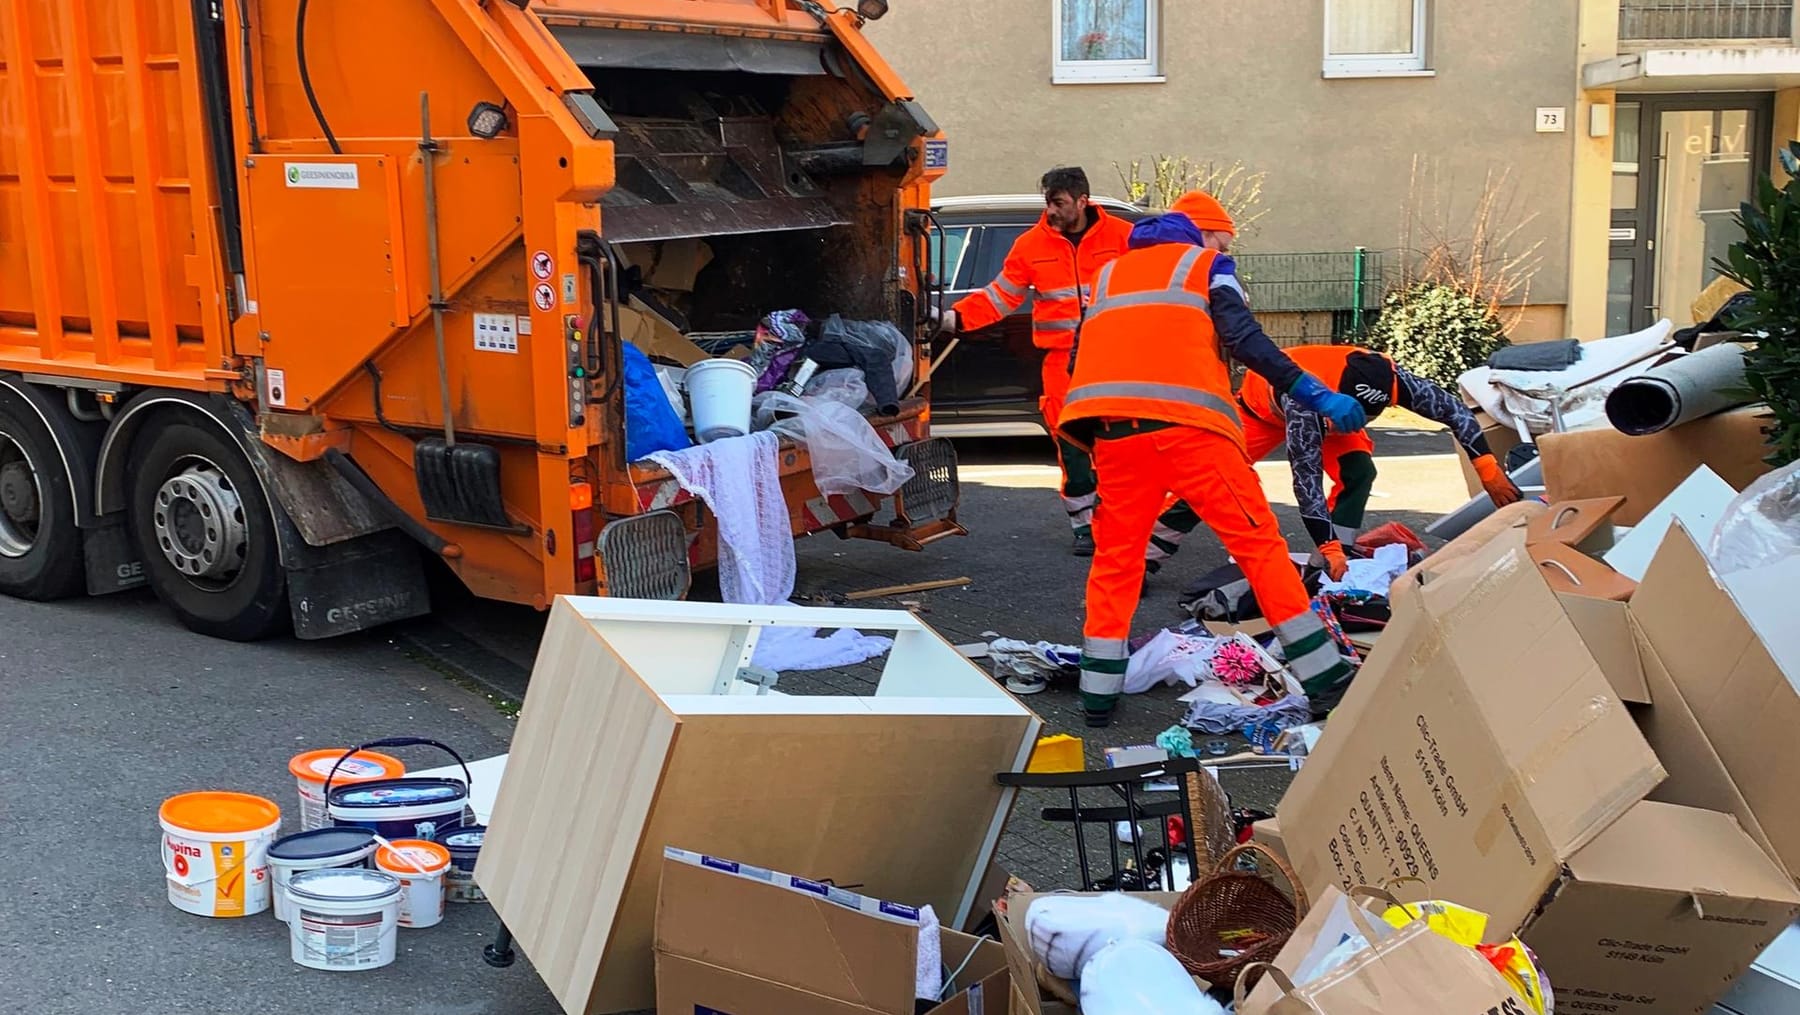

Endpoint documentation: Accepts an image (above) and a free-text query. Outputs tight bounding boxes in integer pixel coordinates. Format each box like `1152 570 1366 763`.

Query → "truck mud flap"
82 515 146 596
287 529 431 640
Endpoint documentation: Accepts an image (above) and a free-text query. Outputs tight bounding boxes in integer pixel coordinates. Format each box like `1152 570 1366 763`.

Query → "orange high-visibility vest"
1239 344 1398 424
1057 243 1244 450
951 206 1132 350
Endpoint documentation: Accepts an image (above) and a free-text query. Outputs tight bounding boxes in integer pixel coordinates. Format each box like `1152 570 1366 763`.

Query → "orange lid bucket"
376 839 452 876
159 791 282 836
289 748 405 786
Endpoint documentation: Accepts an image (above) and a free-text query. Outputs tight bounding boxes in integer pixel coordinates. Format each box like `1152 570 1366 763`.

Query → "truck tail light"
572 483 597 584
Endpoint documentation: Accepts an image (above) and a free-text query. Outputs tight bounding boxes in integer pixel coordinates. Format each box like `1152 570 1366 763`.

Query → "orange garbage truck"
0 0 963 640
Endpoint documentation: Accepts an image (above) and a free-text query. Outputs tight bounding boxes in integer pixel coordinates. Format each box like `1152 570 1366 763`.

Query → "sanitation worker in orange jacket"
941 166 1195 560
1058 192 1366 728
1148 344 1524 579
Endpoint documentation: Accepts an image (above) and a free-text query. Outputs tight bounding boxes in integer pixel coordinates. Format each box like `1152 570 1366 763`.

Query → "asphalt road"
0 592 564 1015
0 428 1464 1014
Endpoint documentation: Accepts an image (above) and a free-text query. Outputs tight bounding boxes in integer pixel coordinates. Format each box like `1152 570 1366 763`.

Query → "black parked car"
927 194 1148 436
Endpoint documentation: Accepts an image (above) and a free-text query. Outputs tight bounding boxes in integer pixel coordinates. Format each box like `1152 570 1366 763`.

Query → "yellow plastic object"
1381 900 1551 1015
1025 734 1085 773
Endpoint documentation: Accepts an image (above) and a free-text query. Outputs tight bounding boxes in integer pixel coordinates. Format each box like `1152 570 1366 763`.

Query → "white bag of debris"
762 392 914 497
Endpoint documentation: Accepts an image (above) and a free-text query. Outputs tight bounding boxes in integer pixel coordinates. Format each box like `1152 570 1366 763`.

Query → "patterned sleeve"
1280 393 1336 547
1396 365 1492 460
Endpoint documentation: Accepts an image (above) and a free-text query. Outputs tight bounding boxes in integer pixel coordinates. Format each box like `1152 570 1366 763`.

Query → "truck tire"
127 421 289 641
0 403 86 600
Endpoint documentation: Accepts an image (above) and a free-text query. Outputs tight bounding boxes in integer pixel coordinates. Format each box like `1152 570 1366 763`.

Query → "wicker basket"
1165 841 1309 989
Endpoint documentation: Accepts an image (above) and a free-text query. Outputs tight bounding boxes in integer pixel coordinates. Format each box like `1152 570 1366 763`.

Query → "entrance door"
1611 94 1771 334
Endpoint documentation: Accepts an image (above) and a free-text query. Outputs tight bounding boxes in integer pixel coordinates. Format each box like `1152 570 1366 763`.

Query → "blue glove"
1290 374 1367 433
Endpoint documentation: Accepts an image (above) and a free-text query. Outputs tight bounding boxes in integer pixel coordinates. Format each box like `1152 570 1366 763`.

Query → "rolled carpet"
1605 342 1750 436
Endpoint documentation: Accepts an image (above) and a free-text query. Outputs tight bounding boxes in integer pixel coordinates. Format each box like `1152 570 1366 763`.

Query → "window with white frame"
1053 0 1162 84
1324 0 1430 77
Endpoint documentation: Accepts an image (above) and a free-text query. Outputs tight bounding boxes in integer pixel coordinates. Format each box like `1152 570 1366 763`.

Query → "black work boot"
1071 527 1095 557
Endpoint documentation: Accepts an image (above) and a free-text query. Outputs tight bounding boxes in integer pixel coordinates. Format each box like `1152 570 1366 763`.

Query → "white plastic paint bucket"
159 792 282 918
435 824 487 904
289 749 405 832
684 358 756 443
267 827 378 924
287 868 402 972
374 839 451 929
324 738 472 843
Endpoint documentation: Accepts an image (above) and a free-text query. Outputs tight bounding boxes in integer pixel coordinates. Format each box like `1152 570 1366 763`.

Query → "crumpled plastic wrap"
760 391 914 497
1708 458 1800 575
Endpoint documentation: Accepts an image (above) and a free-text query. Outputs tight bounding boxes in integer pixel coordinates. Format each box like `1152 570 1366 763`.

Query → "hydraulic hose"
295 0 342 155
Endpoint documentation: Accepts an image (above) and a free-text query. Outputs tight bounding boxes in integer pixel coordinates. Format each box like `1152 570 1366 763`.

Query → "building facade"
871 0 1800 342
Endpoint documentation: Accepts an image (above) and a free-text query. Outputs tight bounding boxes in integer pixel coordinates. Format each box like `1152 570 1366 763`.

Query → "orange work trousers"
1085 425 1313 646
1242 417 1376 515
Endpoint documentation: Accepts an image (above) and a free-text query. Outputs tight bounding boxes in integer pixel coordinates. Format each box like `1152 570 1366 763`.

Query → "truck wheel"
127 421 288 641
0 404 86 600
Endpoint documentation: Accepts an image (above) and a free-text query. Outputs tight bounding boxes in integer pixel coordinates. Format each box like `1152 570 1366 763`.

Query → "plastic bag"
819 315 914 401
1708 458 1800 575
623 342 693 462
1378 900 1554 1015
1079 940 1222 1015
1025 893 1170 980
764 392 914 497
804 367 871 410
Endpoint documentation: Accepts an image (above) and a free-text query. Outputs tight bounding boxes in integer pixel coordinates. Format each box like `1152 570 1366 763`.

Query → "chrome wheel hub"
0 432 41 559
153 461 248 582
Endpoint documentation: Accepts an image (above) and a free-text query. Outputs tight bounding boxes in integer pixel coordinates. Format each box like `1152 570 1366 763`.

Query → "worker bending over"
1058 192 1367 728
940 167 1194 559
1148 344 1524 580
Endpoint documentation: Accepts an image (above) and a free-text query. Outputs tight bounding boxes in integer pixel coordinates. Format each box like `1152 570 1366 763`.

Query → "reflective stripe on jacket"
950 206 1132 351
1056 243 1243 450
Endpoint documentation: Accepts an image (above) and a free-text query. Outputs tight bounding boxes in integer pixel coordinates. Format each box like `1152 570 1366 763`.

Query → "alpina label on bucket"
163 834 268 916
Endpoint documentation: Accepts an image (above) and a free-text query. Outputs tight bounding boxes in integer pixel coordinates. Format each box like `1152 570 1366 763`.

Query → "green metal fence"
1237 248 1387 346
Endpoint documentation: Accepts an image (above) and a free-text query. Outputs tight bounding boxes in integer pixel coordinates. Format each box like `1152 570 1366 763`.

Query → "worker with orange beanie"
1059 191 1366 728
1148 344 1524 580
939 167 1195 561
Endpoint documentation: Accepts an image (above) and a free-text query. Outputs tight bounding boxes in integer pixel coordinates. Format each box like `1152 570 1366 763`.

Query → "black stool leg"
484 920 517 968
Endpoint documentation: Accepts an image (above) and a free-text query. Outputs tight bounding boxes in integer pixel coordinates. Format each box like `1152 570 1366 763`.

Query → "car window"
928 226 973 290
967 225 1030 289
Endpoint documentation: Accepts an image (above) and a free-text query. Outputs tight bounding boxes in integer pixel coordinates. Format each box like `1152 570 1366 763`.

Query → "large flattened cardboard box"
1280 528 1800 1015
477 598 1042 1014
654 847 1009 1015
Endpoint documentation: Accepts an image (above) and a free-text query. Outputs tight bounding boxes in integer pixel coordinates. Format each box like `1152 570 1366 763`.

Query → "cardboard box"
1521 801 1799 1015
1529 541 1638 602
1281 524 1800 1014
1251 817 1288 866
646 238 714 292
1525 496 1626 554
1390 500 1547 596
995 892 1186 1014
1556 593 1650 704
1626 524 1800 881
620 297 709 367
1537 407 1774 525
477 599 1041 1014
1282 530 1666 931
654 847 1009 1015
